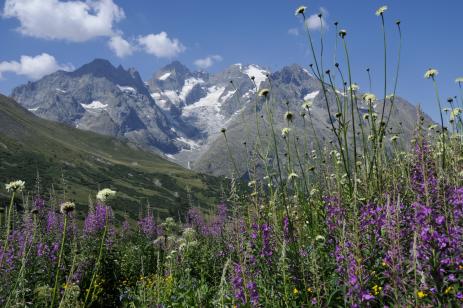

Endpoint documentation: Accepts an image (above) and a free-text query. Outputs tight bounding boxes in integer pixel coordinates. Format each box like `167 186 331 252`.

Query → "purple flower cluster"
84 204 112 234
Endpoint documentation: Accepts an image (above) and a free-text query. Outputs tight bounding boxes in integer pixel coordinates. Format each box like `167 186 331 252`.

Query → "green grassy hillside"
0 94 222 221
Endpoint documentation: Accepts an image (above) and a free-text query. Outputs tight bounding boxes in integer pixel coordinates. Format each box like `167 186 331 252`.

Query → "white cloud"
138 32 185 58
194 55 222 69
108 35 134 58
0 53 73 80
305 7 329 31
3 0 125 42
288 28 299 36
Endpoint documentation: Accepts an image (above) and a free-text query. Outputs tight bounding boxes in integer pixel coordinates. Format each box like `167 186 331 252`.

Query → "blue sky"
0 0 462 121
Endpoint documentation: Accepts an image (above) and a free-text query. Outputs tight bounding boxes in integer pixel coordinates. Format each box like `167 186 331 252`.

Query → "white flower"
281 127 291 137
60 201 75 214
450 108 462 121
5 180 25 193
295 6 307 16
258 88 270 97
363 114 370 120
315 235 325 241
248 180 257 187
302 100 313 110
285 111 294 122
386 93 395 100
455 77 463 83
348 83 359 92
339 29 347 38
96 188 116 202
424 68 438 79
287 172 299 181
182 228 196 241
375 5 388 16
390 135 399 142
362 93 377 103
428 124 438 130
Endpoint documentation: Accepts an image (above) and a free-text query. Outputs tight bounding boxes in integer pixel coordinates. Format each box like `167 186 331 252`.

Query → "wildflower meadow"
1 4 463 307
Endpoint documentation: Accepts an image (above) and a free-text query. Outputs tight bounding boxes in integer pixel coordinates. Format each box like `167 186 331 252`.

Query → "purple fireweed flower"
246 281 259 306
138 214 157 238
84 204 112 234
231 263 246 305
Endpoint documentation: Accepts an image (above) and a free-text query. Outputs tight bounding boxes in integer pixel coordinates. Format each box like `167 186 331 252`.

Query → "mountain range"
10 59 430 177
0 94 221 220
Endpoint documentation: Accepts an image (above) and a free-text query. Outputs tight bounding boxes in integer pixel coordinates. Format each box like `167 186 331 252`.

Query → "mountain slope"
11 59 194 154
0 94 221 220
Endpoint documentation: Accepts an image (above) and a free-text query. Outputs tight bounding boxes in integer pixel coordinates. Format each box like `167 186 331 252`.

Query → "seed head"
455 77 463 84
220 127 226 134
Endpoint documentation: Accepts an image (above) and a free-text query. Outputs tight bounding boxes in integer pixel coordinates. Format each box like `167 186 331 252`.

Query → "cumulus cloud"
108 35 134 58
194 55 223 69
288 28 299 36
305 7 329 31
0 53 73 80
138 32 185 58
3 0 125 42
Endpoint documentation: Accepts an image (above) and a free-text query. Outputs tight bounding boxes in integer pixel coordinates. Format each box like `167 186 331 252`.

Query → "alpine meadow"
1 1 463 307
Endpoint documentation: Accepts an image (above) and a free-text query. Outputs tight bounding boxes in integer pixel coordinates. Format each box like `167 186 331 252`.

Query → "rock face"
11 59 431 176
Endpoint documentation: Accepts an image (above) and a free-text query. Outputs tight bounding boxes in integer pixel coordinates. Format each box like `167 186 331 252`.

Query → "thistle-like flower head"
348 83 359 92
96 188 116 203
455 77 463 84
5 180 26 193
386 93 395 100
339 29 347 38
424 68 438 79
287 172 299 181
281 127 291 137
60 201 75 214
295 6 307 16
285 111 294 122
258 88 270 97
302 100 313 110
362 93 377 103
375 5 388 16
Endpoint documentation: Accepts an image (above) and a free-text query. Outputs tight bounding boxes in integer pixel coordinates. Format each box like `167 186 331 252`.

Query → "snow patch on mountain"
56 88 67 94
81 101 108 110
304 90 319 101
117 85 137 93
220 89 237 102
244 65 268 88
158 72 172 80
28 107 39 112
176 136 201 150
179 77 204 101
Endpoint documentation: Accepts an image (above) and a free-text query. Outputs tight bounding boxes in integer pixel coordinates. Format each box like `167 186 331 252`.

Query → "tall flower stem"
85 206 109 305
50 214 68 308
1 191 15 268
432 77 446 169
